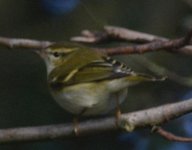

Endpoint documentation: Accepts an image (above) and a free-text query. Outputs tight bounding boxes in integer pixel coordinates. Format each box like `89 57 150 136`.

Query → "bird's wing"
65 59 130 84
48 56 160 90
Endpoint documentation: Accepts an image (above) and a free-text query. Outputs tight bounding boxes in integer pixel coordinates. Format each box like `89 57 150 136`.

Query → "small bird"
39 42 163 117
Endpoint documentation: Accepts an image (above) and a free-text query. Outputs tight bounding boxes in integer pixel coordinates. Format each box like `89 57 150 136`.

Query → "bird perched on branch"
38 42 164 130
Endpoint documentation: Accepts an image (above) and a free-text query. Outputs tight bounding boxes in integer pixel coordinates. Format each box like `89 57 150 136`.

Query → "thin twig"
71 26 167 43
0 98 191 144
0 37 53 49
104 26 192 55
71 30 109 43
95 30 192 55
72 26 192 55
0 26 192 56
104 26 168 42
153 126 192 142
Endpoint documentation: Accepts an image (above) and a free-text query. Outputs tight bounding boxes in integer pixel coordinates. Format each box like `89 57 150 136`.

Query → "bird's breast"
50 81 128 116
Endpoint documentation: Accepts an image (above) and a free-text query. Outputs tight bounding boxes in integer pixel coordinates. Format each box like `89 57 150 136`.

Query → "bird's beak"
35 49 47 59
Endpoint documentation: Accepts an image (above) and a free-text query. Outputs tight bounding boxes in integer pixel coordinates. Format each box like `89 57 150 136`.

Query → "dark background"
0 0 192 149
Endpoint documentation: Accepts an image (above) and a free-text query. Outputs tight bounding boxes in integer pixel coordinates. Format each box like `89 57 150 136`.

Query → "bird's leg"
73 117 79 136
115 93 121 127
73 108 87 136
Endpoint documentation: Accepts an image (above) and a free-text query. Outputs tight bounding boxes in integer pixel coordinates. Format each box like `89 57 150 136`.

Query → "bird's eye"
53 52 59 57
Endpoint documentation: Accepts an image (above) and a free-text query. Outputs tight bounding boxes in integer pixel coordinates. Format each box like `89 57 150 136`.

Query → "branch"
0 37 53 49
71 26 167 43
153 126 192 142
95 35 192 55
72 26 192 56
0 26 192 56
104 26 168 42
0 98 191 144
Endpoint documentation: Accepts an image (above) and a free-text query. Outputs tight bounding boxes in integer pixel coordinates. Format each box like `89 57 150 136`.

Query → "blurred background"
0 0 192 149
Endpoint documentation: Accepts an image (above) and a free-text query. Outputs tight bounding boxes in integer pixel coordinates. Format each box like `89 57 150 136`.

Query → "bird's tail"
126 73 167 82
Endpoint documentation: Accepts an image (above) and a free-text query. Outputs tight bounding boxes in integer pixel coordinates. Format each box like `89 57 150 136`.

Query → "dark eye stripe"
53 52 59 57
49 52 68 57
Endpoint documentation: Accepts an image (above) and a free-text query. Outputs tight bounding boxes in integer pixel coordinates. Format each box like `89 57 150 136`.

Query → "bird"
37 42 164 132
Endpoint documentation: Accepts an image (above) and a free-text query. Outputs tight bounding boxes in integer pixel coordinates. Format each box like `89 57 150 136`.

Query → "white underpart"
51 77 130 115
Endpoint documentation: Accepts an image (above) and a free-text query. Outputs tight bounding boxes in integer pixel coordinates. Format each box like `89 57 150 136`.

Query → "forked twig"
153 126 192 142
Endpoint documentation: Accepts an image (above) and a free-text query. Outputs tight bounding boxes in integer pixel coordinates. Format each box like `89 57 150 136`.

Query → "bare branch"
153 126 192 142
71 26 167 43
71 30 108 43
72 26 192 56
0 26 192 56
103 26 192 55
0 98 191 144
0 37 53 49
95 30 192 55
104 26 168 42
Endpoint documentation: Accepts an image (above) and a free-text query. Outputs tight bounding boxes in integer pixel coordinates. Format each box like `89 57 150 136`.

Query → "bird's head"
39 42 82 73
